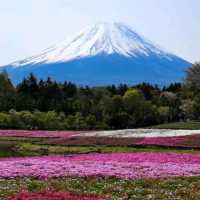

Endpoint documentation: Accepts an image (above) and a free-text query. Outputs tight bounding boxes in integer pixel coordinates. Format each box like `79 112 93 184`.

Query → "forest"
0 63 199 130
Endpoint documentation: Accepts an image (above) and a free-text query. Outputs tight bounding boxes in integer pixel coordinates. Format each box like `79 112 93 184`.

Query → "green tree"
158 106 170 123
186 63 200 89
0 70 16 111
180 99 196 121
123 88 144 114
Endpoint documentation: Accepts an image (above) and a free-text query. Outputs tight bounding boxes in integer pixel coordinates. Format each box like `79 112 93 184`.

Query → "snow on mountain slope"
12 22 173 67
2 22 192 85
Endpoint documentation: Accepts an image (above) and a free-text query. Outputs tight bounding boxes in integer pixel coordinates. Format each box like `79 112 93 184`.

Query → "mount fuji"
1 22 191 85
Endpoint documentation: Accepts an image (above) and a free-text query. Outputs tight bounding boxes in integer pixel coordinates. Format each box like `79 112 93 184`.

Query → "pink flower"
1 153 200 180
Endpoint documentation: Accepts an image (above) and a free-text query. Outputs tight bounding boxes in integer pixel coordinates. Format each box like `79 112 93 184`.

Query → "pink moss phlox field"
136 136 186 147
8 191 106 200
0 130 80 138
2 153 200 180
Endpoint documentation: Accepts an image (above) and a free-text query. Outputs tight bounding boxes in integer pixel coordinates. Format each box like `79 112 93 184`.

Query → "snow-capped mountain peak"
13 22 172 67
4 22 191 86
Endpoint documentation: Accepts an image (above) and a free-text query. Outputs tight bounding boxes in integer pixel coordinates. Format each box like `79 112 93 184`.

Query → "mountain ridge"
1 22 192 85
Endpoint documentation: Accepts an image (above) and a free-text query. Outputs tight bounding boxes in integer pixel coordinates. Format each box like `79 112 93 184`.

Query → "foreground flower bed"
8 191 106 200
1 176 200 200
1 153 200 180
0 130 80 138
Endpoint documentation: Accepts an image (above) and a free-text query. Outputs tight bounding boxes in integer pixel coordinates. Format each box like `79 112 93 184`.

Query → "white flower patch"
77 129 200 138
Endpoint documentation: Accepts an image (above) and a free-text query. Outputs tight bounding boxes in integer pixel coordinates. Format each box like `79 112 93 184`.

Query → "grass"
1 176 200 200
150 121 200 129
0 137 48 157
0 141 23 157
2 140 200 158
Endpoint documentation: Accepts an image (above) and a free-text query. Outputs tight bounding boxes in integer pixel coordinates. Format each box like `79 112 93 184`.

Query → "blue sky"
0 0 199 65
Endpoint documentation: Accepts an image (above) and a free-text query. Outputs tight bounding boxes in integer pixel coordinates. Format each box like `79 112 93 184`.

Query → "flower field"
44 134 200 149
40 129 200 148
1 153 200 180
1 129 200 199
136 135 200 148
2 129 200 149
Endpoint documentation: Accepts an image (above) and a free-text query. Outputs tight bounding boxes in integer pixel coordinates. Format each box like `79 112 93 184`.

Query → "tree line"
0 63 199 130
